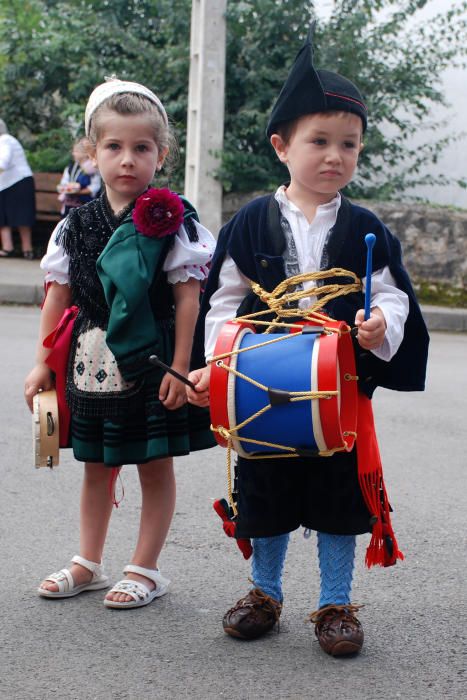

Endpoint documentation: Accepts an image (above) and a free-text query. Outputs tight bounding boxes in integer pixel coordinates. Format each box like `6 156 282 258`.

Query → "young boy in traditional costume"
25 78 215 609
187 28 428 656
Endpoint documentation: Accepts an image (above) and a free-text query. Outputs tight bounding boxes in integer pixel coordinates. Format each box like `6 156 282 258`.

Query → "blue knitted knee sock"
317 532 356 608
251 533 290 603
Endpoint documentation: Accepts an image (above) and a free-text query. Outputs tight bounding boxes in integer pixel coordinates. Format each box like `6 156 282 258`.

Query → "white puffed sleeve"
163 220 216 284
363 266 409 361
205 254 251 361
40 219 70 285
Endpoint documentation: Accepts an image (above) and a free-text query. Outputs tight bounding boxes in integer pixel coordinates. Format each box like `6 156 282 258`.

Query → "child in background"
57 137 101 216
25 78 215 609
187 29 428 655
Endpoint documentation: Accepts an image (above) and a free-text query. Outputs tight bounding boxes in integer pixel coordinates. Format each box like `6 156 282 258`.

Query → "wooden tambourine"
33 389 60 468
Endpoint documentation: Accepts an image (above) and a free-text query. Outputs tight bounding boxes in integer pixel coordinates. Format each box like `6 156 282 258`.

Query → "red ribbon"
213 498 253 560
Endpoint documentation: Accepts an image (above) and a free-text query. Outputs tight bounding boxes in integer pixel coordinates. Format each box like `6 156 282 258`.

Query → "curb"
0 283 45 306
0 290 465 334
0 263 466 332
421 305 467 333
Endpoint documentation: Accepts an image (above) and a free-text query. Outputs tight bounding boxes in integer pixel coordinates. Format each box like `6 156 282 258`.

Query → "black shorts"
0 176 36 227
234 448 372 539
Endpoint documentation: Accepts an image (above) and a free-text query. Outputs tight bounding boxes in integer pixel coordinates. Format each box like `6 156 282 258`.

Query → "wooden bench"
34 172 62 222
33 172 63 253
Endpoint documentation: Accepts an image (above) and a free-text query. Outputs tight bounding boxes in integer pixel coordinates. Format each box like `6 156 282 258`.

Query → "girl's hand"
354 307 387 350
24 363 54 412
186 366 211 408
159 369 188 411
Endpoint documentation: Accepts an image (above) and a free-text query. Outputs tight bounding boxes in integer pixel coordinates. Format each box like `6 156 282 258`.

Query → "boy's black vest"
194 193 429 398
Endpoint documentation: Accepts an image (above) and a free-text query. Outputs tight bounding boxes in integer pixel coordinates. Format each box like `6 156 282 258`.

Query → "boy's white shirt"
205 187 409 362
41 218 215 286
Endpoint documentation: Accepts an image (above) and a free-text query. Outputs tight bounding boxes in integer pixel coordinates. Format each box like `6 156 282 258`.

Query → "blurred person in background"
0 118 36 259
57 137 101 217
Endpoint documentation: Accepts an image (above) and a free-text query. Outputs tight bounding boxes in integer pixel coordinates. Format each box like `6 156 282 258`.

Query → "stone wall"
223 193 467 287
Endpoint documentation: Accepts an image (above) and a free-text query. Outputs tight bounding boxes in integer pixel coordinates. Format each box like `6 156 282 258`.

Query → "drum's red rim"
317 321 357 453
210 321 256 447
337 329 358 451
316 329 339 451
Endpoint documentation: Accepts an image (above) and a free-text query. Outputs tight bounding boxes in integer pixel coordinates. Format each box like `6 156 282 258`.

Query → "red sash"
356 393 404 568
43 306 79 448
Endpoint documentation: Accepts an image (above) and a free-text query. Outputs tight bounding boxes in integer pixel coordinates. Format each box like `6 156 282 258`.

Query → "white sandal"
103 564 170 609
37 555 109 598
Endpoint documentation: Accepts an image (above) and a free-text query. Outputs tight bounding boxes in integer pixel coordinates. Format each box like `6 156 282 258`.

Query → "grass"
413 280 467 308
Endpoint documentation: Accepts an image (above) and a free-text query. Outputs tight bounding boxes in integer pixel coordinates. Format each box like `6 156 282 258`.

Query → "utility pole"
184 0 227 236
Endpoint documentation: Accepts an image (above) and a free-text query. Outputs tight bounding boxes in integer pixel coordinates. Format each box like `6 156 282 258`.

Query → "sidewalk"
0 257 45 305
1 257 466 332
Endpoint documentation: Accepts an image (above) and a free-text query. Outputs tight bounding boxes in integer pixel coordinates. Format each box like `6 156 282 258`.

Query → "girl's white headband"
84 79 168 136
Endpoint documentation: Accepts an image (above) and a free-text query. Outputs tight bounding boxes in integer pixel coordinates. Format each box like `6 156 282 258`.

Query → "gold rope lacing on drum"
237 267 362 332
210 268 361 517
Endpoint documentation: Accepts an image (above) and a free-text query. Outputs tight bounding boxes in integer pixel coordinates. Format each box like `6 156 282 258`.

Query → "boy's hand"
159 370 188 411
186 365 211 408
24 363 54 412
354 307 387 350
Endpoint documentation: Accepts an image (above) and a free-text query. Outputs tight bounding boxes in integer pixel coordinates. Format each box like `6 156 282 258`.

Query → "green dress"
57 193 215 466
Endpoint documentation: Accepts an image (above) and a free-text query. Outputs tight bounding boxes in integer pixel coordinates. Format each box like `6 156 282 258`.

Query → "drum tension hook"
267 388 291 406
295 447 320 458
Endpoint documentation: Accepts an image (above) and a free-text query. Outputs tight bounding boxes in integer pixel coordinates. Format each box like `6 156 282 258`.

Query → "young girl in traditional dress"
24 78 215 609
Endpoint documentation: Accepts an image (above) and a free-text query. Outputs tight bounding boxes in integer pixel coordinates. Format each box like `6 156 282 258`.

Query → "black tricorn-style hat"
266 23 367 137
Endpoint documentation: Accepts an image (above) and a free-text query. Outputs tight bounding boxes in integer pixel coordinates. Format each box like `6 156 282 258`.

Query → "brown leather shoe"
223 588 282 640
309 604 364 656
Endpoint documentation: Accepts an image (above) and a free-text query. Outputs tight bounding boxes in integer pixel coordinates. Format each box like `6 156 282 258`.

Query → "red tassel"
213 499 252 560
236 537 254 560
108 467 124 507
222 521 236 537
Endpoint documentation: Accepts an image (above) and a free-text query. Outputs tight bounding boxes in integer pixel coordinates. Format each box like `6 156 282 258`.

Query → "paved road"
0 305 465 700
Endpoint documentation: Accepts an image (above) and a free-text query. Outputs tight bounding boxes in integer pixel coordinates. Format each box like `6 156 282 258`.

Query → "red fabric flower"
132 187 184 238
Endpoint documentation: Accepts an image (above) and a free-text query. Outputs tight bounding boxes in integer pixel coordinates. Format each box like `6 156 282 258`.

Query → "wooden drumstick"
148 354 197 390
364 233 376 321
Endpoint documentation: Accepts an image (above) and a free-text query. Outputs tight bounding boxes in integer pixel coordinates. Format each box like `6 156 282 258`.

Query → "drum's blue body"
233 332 320 454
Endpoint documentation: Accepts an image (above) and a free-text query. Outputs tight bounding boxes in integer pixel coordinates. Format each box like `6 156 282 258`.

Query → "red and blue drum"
210 320 357 458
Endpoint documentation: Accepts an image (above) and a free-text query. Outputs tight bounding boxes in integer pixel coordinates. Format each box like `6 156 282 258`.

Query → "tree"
0 0 465 199
316 0 467 199
0 0 192 187
219 0 314 192
221 0 467 198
